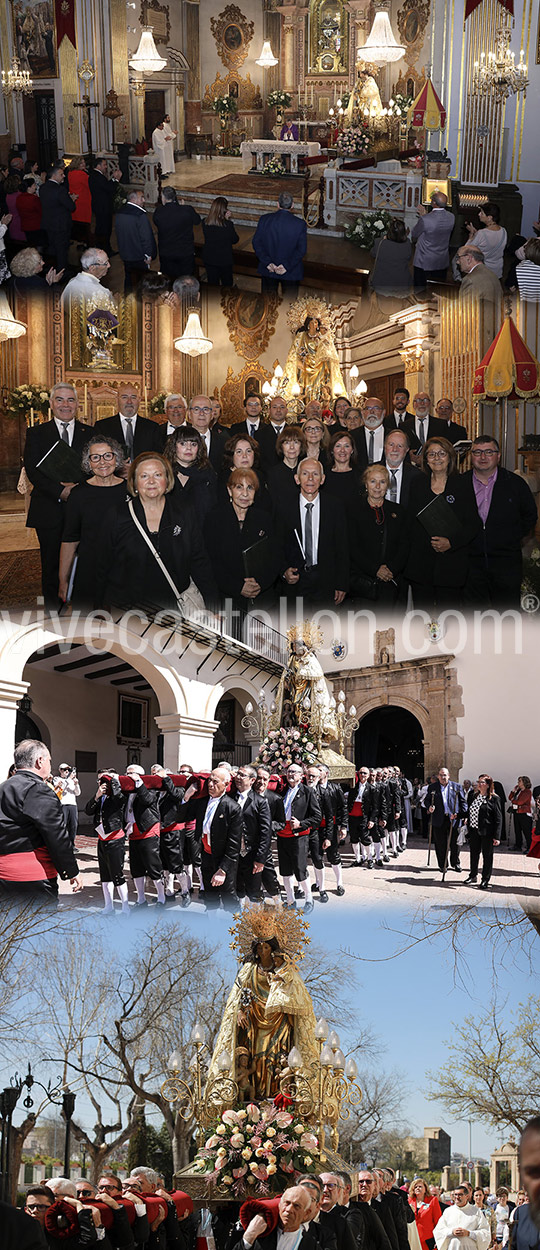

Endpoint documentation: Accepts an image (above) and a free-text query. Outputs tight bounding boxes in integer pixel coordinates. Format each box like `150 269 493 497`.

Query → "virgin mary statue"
206 906 320 1102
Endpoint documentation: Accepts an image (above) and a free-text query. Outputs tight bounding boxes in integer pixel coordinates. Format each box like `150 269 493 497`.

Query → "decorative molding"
221 289 280 362
393 64 425 98
139 0 171 44
396 0 431 66
211 4 254 72
220 361 275 424
203 69 262 109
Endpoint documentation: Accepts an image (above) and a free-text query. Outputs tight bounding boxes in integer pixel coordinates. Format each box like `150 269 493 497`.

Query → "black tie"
249 424 256 438
389 471 398 502
305 502 314 566
124 418 134 459
368 431 375 463
418 418 426 445
60 423 70 444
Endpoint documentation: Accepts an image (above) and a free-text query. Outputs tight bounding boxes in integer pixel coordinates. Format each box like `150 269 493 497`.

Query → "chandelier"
129 27 167 73
2 55 33 97
0 292 26 341
360 0 404 65
256 41 279 67
174 312 212 357
472 26 528 101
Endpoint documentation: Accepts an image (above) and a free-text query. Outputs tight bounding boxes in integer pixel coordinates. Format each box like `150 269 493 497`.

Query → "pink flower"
275 1112 293 1128
300 1132 318 1150
233 1165 248 1178
222 1109 240 1126
215 1157 228 1170
247 1104 261 1122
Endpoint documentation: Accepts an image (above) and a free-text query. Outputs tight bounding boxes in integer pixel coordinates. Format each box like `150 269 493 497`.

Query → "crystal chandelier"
174 312 212 357
256 41 279 67
472 26 528 101
360 0 404 65
129 27 167 73
0 292 26 341
2 55 33 97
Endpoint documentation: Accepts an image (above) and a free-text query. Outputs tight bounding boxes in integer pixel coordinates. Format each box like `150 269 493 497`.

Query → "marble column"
277 8 297 96
185 0 202 133
154 713 220 771
0 680 29 779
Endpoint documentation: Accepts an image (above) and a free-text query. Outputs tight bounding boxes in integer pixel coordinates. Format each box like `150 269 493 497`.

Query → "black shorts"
277 833 309 881
98 837 126 885
129 835 163 881
182 830 201 867
160 827 184 873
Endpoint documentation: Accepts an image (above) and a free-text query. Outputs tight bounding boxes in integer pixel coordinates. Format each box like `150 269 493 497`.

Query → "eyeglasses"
25 1203 51 1211
426 450 448 459
88 452 116 462
471 449 498 457
98 1184 120 1193
358 1180 374 1186
77 1189 94 1197
190 405 212 414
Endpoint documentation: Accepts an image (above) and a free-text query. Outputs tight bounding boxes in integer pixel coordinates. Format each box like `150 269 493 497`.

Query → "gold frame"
220 361 274 425
63 293 142 374
421 175 452 204
11 0 58 79
139 0 171 44
397 0 431 60
203 69 262 110
309 0 348 76
220 289 280 362
211 4 254 72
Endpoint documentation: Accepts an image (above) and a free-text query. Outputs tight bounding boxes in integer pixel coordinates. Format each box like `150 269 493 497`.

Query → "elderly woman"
59 436 126 606
405 435 480 610
466 202 507 277
219 432 270 509
408 1179 441 1250
204 467 280 609
267 424 306 510
95 451 217 612
351 463 408 605
164 424 217 520
301 414 331 469
10 246 62 289
340 405 364 433
464 774 502 890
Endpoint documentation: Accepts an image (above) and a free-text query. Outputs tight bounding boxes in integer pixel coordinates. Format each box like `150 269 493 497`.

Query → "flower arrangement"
387 93 413 117
212 95 238 117
149 392 167 415
263 154 286 177
336 126 370 157
193 1102 319 1196
267 90 292 110
521 549 540 607
7 384 50 419
255 726 319 770
345 208 396 250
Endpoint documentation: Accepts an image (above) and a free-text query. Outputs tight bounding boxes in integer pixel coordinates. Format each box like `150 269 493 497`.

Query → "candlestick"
144 383 148 416
84 382 88 417
29 406 34 428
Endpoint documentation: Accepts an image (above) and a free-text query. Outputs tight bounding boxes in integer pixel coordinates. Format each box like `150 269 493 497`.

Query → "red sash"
350 800 363 817
0 847 57 881
130 822 160 841
278 819 294 839
161 823 182 832
99 827 124 843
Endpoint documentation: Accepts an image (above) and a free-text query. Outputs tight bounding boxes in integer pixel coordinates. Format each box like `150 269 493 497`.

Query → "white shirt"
299 492 320 564
54 417 75 445
385 462 403 503
363 424 385 461
276 1232 304 1250
202 795 221 844
246 416 261 432
414 415 430 441
284 783 301 817
120 413 138 443
393 411 408 424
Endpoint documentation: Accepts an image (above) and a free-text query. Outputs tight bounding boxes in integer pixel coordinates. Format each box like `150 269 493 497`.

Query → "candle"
144 383 148 415
48 406 52 419
84 381 88 417
30 406 34 428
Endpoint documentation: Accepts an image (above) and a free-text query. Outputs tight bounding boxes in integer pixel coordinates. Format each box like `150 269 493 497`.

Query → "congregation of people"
21 380 537 615
4 1128 540 1250
1 739 539 910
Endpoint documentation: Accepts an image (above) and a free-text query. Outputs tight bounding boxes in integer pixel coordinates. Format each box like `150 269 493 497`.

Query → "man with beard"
434 1187 490 1250
513 1119 540 1250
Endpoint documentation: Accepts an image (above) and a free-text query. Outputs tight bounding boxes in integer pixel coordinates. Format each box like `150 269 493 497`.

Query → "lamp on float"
0 292 26 341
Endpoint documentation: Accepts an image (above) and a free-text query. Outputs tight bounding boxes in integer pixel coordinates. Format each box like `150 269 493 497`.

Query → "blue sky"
76 901 535 1162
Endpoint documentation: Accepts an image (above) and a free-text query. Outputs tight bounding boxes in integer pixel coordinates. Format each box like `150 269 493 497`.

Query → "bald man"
94 382 161 460
412 191 455 291
280 457 349 604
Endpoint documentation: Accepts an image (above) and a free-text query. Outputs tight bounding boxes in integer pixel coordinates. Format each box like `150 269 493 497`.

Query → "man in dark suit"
187 395 227 472
403 392 447 452
281 458 349 604
39 160 77 273
153 185 201 279
383 429 419 508
463 435 537 609
258 396 290 469
1 1199 47 1250
233 1188 318 1250
115 189 157 292
156 393 188 451
383 387 421 451
277 762 321 911
252 191 307 296
347 765 379 868
233 765 281 904
356 1172 394 1250
435 398 468 445
88 157 122 254
176 766 242 909
353 397 386 470
24 381 90 606
93 382 162 461
235 393 266 445
424 765 467 873
0 738 81 905
317 763 348 897
319 1175 361 1250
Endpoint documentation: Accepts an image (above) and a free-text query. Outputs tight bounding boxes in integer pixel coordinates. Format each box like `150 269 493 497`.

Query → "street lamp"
62 1090 77 1178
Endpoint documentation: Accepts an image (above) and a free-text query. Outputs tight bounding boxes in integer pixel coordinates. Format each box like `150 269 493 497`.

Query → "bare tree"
428 994 540 1134
337 1069 405 1164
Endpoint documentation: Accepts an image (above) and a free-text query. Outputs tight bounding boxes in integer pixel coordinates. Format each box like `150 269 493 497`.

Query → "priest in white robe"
151 120 175 176
434 1188 491 1250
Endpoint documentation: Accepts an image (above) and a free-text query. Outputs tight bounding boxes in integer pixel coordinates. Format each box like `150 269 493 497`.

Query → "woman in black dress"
204 467 280 610
405 436 480 610
164 425 218 520
218 432 271 510
267 425 306 512
323 431 362 520
351 464 408 606
464 773 502 889
301 414 330 471
59 435 126 607
95 452 217 612
202 196 239 287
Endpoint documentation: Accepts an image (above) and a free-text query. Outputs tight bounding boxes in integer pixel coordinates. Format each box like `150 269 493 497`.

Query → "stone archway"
355 705 424 776
326 653 465 779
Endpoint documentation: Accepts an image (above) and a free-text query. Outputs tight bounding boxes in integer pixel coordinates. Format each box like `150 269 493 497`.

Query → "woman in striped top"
464 773 502 889
516 236 540 302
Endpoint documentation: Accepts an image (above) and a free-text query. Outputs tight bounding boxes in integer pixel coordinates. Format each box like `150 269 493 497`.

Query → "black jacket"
318 780 348 835
280 492 350 600
170 467 218 522
159 774 186 827
0 770 79 881
85 774 124 835
319 1208 358 1250
88 168 117 232
424 779 467 827
153 201 201 259
405 471 482 588
264 787 286 833
352 1205 393 1250
202 218 239 266
204 501 280 601
351 497 409 587
115 203 157 265
232 1228 318 1250
95 494 217 611
175 793 243 874
1 1200 47 1249
235 789 272 863
466 790 503 839
383 413 420 451
402 415 447 445
39 177 76 239
124 781 161 834
93 414 162 459
462 466 537 559
347 778 382 831
258 423 289 470
380 459 420 510
24 419 90 531
281 781 321 832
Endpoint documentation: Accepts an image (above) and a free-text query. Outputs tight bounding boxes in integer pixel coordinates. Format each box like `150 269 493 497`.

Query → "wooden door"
144 91 166 144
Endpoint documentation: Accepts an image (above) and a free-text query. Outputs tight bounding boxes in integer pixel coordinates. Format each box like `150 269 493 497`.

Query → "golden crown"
286 295 334 335
229 903 310 963
286 621 325 650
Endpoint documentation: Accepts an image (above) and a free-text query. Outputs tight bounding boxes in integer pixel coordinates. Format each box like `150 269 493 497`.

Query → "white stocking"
389 829 397 853
155 878 166 904
353 843 362 862
134 876 146 903
184 865 193 889
283 875 295 905
166 872 175 895
332 862 343 888
373 840 382 861
315 867 325 891
380 833 388 855
179 871 189 894
400 826 408 848
102 881 114 910
196 865 204 891
117 882 129 911
301 877 312 901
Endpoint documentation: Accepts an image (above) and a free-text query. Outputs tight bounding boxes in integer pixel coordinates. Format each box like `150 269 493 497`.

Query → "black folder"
35 439 87 484
416 493 467 544
242 535 273 584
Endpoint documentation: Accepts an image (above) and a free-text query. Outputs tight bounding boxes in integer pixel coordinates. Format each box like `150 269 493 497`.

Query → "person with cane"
424 766 467 878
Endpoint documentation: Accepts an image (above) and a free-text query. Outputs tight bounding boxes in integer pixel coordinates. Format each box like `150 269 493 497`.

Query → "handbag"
128 499 205 617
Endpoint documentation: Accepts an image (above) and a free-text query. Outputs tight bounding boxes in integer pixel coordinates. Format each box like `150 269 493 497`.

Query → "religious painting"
11 0 58 79
210 5 254 71
396 0 430 61
62 291 142 375
228 80 239 99
221 289 280 361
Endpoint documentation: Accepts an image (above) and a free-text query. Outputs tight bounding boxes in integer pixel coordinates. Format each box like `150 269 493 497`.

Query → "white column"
0 680 29 778
154 713 220 772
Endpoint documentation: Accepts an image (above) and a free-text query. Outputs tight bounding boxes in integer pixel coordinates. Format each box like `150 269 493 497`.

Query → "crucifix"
73 94 100 157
